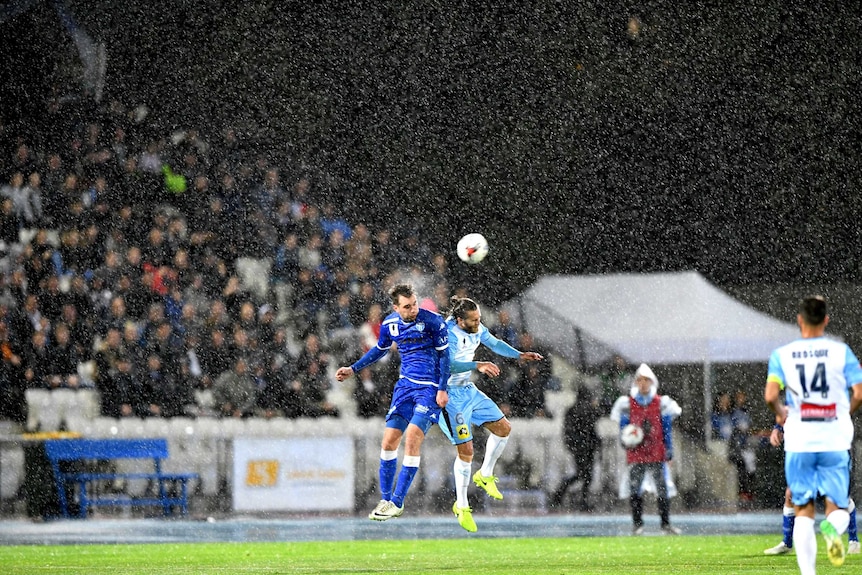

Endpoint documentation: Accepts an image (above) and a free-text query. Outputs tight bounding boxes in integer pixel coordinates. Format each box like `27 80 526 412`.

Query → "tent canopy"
507 271 800 367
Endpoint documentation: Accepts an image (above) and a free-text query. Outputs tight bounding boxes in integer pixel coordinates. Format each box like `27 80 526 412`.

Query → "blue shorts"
385 380 441 435
785 450 850 507
439 384 505 445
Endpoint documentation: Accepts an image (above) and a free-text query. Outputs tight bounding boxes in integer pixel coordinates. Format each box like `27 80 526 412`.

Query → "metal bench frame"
43 438 198 519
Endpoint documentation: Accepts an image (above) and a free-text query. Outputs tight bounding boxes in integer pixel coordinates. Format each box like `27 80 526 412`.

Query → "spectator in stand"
507 361 551 419
372 228 398 276
320 203 352 241
490 309 519 348
322 228 347 274
203 298 231 332
213 356 257 418
60 303 93 363
286 333 339 418
20 172 44 229
350 281 380 327
272 232 301 288
255 168 286 218
516 331 559 391
22 236 55 292
39 275 65 322
326 291 357 362
0 199 19 251
196 327 233 392
94 328 128 417
140 354 174 417
0 173 32 229
23 330 51 390
354 367 390 418
45 323 83 389
293 267 327 338
0 322 27 424
345 223 373 280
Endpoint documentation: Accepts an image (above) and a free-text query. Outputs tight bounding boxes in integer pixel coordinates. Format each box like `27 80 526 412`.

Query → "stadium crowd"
0 97 555 427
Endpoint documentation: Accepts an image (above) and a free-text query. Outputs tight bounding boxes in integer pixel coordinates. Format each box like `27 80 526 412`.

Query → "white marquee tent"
504 271 801 439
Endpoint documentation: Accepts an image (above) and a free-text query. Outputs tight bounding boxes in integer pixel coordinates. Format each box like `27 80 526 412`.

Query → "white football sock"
793 516 816 575
827 509 850 535
453 457 472 508
480 433 508 477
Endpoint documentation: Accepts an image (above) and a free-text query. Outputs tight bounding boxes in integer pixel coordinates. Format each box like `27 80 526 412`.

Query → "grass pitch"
0 534 840 574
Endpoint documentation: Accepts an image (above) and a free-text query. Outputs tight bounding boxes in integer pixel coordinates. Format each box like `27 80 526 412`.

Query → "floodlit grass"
0 535 840 574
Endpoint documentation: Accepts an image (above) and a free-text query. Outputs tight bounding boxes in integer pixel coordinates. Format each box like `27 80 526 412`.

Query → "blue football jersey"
353 307 449 388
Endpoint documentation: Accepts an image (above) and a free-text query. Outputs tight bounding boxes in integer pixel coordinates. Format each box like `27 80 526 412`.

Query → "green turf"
0 535 845 574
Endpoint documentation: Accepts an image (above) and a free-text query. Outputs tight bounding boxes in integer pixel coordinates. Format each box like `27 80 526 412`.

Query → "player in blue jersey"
437 296 544 532
764 295 862 571
335 283 450 521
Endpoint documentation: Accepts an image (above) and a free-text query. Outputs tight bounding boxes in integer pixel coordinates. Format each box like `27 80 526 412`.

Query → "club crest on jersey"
415 322 425 332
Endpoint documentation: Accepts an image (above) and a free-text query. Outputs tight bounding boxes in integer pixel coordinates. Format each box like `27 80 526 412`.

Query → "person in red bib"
611 363 682 535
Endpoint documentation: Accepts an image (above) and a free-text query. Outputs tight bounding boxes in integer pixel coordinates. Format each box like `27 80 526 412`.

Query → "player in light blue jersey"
336 284 449 521
438 296 544 532
765 295 862 572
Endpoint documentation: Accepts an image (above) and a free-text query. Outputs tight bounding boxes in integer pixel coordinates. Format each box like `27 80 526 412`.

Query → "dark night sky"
1 1 860 304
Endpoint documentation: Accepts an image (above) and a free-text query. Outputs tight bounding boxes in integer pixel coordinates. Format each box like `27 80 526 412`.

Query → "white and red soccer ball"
456 233 489 264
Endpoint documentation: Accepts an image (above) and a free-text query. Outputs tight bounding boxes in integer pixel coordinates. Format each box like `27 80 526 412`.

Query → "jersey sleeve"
480 327 521 359
844 346 862 387
659 395 682 418
609 395 630 425
766 350 786 389
434 318 450 391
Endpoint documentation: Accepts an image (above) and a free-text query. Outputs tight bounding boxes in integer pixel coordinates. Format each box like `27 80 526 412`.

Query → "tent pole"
574 326 585 371
703 361 713 446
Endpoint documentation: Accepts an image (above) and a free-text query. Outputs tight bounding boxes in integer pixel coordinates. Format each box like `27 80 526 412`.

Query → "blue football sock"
379 458 398 501
390 460 420 508
849 506 858 542
783 513 795 548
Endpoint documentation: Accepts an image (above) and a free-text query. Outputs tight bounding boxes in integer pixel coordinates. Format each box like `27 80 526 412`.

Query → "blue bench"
43 438 199 519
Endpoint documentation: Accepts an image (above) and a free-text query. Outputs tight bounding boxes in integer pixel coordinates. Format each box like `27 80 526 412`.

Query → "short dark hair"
388 283 415 305
799 295 827 326
448 296 478 320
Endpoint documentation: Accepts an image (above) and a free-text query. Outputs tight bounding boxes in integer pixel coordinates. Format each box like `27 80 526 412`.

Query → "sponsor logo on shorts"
415 404 429 414
456 424 470 439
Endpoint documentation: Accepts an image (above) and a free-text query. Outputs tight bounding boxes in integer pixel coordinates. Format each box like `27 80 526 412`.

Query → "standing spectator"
0 322 27 423
711 392 733 441
552 387 602 511
610 363 683 535
23 330 51 389
213 356 257 418
45 323 82 389
730 389 756 506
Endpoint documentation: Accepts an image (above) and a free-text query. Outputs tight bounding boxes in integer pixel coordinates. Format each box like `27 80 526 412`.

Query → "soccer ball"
456 233 489 264
620 423 644 449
